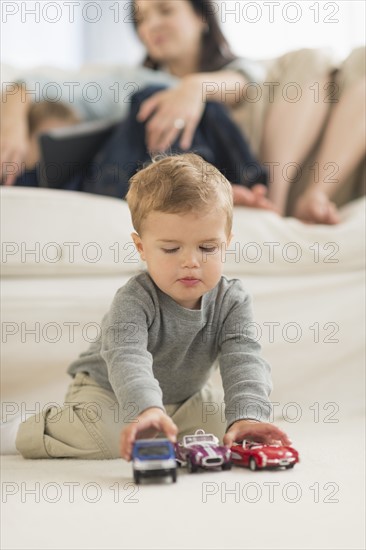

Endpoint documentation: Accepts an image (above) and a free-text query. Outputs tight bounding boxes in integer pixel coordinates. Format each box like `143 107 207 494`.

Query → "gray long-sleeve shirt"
67 271 272 427
16 58 265 122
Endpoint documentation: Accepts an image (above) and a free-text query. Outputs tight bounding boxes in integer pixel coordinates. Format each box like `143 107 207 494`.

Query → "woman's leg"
293 76 366 224
261 73 332 215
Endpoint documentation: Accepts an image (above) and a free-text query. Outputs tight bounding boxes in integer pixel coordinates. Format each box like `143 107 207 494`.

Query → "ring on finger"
173 118 185 130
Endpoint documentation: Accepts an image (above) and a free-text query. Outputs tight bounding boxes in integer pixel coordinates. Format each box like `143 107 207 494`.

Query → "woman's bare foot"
293 190 340 224
232 184 279 212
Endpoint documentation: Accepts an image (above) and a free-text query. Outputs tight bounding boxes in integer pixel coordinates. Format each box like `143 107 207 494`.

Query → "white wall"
0 0 365 70
0 1 85 70
223 0 366 60
82 1 145 66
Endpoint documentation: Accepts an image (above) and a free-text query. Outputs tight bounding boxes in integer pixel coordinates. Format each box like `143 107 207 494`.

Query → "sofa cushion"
1 187 364 277
229 196 365 275
1 187 143 276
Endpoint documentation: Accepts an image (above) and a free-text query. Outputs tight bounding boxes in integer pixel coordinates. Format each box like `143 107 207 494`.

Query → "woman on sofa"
130 0 365 224
1 0 365 223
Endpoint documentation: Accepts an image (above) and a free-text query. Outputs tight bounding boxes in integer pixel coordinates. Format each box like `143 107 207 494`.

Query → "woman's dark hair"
132 0 237 72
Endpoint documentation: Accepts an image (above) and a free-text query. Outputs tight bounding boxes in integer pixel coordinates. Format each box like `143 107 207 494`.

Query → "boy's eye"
162 246 218 254
200 246 218 253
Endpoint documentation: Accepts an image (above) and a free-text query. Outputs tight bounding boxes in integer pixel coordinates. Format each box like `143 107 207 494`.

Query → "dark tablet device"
37 119 118 188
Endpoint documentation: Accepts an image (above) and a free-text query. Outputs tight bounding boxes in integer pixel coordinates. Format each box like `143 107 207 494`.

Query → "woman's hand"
120 406 178 461
136 76 205 153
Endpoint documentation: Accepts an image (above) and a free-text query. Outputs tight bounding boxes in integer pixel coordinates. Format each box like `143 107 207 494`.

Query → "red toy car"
230 440 299 470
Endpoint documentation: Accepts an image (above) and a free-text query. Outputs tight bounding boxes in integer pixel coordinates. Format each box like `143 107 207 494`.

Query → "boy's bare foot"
232 184 279 213
293 190 340 224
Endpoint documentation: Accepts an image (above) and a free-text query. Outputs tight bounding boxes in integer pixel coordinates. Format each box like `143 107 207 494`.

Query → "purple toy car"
175 429 232 473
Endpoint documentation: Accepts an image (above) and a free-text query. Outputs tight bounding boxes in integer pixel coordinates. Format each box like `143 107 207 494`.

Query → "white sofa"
1 186 365 411
1 186 365 550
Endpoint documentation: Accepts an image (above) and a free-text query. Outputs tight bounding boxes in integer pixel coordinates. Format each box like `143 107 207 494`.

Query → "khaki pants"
15 372 226 459
230 46 366 212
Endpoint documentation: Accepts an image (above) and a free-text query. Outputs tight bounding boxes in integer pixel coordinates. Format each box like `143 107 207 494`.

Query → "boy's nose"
181 251 200 268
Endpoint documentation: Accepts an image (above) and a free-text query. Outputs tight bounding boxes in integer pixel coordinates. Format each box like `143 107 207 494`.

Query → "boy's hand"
120 407 178 461
223 419 292 448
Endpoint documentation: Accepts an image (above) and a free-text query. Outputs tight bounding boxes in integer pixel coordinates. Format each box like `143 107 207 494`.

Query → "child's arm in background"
1 83 31 185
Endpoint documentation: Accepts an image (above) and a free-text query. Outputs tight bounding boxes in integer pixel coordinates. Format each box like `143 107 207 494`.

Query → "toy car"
132 439 177 484
230 440 299 470
175 429 232 472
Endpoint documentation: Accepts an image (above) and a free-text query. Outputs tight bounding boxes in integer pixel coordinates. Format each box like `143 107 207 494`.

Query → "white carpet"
1 191 365 549
1 417 365 550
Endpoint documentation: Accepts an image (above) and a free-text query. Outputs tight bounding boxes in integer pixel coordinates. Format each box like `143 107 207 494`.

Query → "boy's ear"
131 232 146 261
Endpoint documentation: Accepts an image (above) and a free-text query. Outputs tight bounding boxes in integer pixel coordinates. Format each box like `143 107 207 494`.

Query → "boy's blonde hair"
28 101 79 135
126 153 233 236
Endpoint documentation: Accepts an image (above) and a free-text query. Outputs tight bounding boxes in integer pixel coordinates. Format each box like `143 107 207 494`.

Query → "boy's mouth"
179 277 200 287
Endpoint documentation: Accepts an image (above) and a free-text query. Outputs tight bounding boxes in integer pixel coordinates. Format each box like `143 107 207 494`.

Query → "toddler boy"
13 153 290 459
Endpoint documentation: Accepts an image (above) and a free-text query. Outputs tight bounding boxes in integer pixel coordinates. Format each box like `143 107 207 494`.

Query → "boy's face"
132 209 232 310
